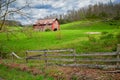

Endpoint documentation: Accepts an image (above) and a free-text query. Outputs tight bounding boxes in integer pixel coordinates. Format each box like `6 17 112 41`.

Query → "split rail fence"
25 44 120 69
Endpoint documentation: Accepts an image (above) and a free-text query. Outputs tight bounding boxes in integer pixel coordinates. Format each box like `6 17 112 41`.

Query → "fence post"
73 49 76 66
25 51 28 63
117 44 120 68
0 52 2 59
12 54 14 62
44 50 47 68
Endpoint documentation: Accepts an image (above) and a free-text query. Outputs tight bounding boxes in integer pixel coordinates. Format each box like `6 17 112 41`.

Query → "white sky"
8 0 117 25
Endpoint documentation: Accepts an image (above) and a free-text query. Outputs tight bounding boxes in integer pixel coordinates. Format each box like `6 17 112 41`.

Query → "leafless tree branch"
0 0 31 31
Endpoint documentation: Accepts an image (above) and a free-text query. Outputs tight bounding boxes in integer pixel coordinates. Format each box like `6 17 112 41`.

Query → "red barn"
33 18 60 31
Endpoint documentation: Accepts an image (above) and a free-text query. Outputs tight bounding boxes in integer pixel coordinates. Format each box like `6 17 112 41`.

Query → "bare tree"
0 0 30 31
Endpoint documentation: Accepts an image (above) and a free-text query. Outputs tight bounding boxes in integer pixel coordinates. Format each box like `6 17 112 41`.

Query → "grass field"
0 20 120 80
61 20 120 30
0 64 54 80
0 20 120 57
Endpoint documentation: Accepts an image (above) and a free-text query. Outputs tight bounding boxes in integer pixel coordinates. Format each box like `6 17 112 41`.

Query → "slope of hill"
61 20 120 30
0 20 120 57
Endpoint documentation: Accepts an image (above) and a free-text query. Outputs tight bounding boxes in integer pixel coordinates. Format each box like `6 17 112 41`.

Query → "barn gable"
33 18 60 31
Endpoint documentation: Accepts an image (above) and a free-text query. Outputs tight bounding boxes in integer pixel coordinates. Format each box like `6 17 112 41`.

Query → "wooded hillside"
45 2 120 24
0 20 22 27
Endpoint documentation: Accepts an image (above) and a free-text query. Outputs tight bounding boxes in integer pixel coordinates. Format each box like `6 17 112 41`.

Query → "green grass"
61 20 120 30
0 20 120 80
0 30 87 54
0 20 120 56
0 64 54 80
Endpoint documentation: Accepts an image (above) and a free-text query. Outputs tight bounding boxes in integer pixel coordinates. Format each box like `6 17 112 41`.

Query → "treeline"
45 2 120 24
0 20 22 27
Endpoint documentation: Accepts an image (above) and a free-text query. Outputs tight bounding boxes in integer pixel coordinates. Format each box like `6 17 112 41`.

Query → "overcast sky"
9 0 120 25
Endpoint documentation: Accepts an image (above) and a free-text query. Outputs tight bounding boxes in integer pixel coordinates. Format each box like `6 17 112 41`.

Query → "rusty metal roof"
35 18 57 24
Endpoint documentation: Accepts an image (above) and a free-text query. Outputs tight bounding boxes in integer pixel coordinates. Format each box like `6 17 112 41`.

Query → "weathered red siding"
33 18 60 31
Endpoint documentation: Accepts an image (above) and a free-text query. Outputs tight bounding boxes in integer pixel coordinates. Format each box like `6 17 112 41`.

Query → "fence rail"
25 44 120 69
37 52 117 57
26 49 74 53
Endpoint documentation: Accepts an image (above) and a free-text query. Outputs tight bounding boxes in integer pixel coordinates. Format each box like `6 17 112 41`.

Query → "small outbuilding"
33 18 60 31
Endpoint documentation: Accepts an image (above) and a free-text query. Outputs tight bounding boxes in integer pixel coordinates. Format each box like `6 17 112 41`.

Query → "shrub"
101 31 108 35
45 28 51 32
99 33 117 51
100 33 114 40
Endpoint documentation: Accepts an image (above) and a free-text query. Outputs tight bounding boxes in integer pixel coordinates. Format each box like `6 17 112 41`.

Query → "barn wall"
33 25 44 31
43 25 52 31
33 19 60 31
52 20 60 31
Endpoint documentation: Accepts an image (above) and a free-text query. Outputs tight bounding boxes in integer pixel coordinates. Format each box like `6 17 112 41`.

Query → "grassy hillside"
0 64 53 80
0 20 120 57
61 20 120 30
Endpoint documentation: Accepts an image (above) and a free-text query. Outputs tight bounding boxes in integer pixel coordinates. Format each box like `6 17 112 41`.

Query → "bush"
101 31 108 35
100 33 114 40
45 28 51 32
99 33 117 51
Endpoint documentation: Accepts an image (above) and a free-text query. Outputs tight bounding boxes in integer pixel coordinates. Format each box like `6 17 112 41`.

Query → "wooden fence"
25 44 120 69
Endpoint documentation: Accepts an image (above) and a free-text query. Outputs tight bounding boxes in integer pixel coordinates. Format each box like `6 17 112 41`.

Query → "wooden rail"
25 44 120 69
26 49 74 53
38 52 117 57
